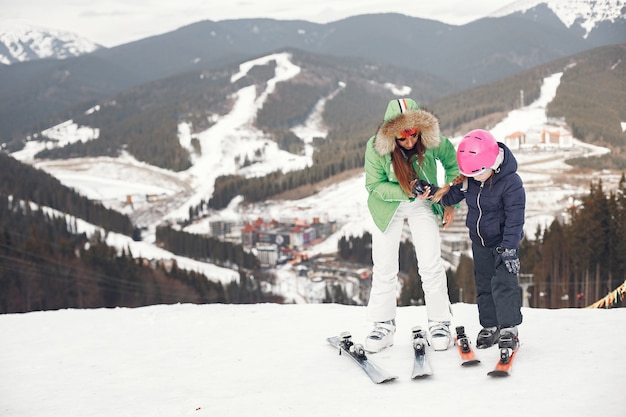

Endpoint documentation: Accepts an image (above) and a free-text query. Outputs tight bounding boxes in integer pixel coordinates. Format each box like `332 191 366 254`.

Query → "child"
429 129 525 349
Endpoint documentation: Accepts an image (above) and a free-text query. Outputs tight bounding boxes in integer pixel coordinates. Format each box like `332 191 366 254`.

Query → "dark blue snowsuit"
441 142 525 328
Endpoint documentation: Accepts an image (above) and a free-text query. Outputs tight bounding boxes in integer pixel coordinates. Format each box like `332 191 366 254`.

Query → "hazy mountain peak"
491 0 625 35
0 19 101 65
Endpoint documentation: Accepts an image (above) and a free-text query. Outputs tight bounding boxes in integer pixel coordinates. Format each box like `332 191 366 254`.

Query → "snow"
490 0 625 37
1 302 623 416
0 20 99 64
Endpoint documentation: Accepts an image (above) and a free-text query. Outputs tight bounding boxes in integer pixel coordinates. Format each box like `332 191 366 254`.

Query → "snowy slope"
1 302 623 417
491 0 625 36
0 20 99 65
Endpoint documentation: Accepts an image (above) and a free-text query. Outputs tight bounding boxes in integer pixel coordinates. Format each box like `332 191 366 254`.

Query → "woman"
363 98 459 352
432 129 525 349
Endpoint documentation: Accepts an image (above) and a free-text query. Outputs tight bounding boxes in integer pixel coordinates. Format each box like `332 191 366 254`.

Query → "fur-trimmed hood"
374 98 441 156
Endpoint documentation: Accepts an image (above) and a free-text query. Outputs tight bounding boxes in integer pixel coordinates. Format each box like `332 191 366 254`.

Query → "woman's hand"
409 179 434 199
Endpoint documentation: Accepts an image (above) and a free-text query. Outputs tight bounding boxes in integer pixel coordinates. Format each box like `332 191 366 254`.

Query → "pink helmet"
457 129 500 177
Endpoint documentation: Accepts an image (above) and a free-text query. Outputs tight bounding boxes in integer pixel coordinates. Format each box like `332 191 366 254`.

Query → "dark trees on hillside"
0 196 229 313
0 153 267 313
532 175 626 308
154 225 260 271
0 152 135 237
338 174 626 309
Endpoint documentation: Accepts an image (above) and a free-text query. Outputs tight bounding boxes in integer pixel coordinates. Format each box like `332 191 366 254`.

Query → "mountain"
1 1 621 66
0 20 101 65
430 44 626 160
5 44 624 173
0 47 455 151
0 1 623 143
492 0 626 37
2 46 625 313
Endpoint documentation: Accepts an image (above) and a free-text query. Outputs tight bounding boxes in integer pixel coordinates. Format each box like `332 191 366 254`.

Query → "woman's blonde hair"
432 174 467 203
432 172 498 202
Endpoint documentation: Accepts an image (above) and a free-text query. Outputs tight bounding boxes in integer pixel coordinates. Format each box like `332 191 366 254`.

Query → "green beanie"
383 98 420 122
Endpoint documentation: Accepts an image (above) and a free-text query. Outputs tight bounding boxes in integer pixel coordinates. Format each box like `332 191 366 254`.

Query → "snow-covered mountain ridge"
0 20 100 65
1 0 623 65
492 0 625 35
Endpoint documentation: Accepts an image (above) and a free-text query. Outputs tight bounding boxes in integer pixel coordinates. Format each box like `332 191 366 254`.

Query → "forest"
0 202 272 313
154 225 260 271
0 152 136 237
338 175 626 309
0 197 217 313
520 176 626 308
0 155 270 314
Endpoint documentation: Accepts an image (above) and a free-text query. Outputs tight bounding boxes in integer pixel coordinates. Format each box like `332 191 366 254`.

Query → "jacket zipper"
476 182 485 246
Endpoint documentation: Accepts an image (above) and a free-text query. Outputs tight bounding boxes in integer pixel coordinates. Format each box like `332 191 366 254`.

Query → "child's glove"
496 247 520 274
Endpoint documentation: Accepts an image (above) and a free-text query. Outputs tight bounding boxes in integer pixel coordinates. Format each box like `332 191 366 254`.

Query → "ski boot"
428 321 451 351
364 319 395 353
476 326 500 349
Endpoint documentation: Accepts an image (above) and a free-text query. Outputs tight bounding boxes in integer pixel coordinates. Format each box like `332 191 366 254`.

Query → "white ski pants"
367 199 451 323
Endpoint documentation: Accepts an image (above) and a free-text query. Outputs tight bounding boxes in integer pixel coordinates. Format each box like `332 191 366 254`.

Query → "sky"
1 302 624 416
1 0 512 47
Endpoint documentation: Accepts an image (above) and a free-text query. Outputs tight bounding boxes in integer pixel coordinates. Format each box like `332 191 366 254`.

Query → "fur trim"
374 109 441 156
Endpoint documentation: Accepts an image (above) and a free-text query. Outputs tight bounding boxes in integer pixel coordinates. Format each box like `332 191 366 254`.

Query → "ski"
327 332 398 384
411 326 433 378
488 338 520 377
454 326 481 366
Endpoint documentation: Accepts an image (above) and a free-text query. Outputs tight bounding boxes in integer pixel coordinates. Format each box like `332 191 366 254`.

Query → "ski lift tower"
519 273 534 308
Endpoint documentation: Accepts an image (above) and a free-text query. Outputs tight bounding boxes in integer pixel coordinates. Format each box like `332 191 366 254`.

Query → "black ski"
411 326 433 378
327 331 398 384
454 326 481 366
